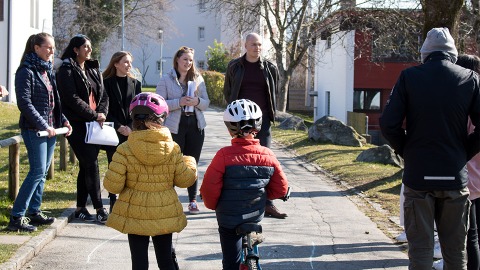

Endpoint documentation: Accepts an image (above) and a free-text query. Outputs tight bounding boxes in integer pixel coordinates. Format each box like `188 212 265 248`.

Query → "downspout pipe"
6 0 11 102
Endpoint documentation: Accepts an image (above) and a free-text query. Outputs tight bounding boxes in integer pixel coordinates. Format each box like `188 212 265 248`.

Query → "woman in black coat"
102 51 141 211
56 34 109 224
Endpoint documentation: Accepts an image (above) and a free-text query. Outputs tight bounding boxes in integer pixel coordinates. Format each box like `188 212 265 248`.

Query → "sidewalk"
1 108 409 270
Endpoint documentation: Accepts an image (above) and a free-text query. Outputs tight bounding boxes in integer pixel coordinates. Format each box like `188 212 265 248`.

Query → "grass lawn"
272 126 403 235
0 102 109 264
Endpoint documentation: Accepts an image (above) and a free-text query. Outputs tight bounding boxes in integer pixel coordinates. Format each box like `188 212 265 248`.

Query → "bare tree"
136 42 154 85
420 0 463 39
204 0 337 112
54 0 171 59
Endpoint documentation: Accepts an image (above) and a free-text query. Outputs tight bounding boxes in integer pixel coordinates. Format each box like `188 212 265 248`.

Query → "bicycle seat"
236 223 262 235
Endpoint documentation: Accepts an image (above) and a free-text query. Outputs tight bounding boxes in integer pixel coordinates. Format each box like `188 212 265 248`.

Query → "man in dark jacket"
223 32 287 219
380 27 480 270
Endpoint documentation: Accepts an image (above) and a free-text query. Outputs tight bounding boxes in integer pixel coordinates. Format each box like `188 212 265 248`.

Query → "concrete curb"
0 207 76 270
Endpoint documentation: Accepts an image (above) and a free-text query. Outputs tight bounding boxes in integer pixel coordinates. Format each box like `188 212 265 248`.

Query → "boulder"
275 111 292 123
356 144 404 168
308 116 366 147
278 115 307 131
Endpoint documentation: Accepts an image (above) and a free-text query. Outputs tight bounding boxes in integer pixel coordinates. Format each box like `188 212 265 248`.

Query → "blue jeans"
11 129 56 217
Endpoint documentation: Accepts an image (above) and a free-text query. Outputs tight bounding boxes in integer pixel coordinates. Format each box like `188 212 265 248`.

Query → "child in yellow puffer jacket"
104 92 197 270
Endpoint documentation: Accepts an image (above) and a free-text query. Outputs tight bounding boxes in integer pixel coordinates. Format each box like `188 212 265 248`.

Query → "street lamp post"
159 29 163 77
121 0 125 50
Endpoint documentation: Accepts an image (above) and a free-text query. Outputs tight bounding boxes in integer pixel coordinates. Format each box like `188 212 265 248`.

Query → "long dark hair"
173 46 197 82
20 33 53 64
60 34 91 60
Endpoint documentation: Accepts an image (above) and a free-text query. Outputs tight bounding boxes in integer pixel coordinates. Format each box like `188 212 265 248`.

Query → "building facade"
0 0 53 103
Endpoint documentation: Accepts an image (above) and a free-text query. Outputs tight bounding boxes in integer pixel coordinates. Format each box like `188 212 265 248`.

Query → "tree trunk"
277 73 291 112
421 0 464 39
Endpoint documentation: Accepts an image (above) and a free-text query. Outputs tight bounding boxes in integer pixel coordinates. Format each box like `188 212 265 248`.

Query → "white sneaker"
395 231 407 243
433 241 442 259
432 259 443 270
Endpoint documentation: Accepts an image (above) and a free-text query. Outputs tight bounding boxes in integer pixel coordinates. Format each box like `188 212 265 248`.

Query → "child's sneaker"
27 212 55 226
395 231 407 243
6 216 37 232
188 201 200 214
75 208 95 222
96 208 109 224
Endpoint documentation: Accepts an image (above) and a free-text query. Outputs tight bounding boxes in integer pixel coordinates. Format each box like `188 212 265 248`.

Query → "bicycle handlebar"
36 127 70 137
281 187 292 202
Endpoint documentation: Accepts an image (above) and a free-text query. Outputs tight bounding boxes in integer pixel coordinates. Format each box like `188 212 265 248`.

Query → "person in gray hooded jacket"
380 27 480 270
156 46 210 214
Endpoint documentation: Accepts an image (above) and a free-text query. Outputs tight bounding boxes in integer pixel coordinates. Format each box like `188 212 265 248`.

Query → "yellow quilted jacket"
104 127 197 236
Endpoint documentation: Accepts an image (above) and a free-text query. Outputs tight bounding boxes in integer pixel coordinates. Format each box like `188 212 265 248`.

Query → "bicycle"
237 187 291 270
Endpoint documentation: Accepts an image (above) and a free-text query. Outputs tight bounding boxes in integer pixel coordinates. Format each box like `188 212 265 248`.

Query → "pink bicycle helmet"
129 92 169 120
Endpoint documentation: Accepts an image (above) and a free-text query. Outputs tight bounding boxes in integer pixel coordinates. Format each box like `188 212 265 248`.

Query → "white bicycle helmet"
223 99 263 136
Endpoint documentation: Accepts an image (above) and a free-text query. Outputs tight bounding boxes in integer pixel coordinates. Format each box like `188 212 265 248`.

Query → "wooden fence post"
69 145 76 164
47 157 54 180
8 143 20 201
59 136 67 171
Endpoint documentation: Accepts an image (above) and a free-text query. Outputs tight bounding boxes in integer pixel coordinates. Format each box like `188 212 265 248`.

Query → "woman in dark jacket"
7 33 72 232
56 34 109 223
102 51 141 212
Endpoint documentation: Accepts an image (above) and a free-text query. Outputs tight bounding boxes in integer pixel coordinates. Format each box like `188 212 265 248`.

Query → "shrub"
205 40 231 73
202 70 225 107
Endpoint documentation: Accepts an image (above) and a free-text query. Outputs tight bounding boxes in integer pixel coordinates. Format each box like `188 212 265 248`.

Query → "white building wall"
2 0 53 103
314 30 355 124
101 0 222 86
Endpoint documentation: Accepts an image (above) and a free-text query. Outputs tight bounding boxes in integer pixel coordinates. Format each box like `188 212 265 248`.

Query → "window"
197 60 205 70
198 27 205 41
198 0 206 11
0 0 4 21
157 61 161 71
325 91 330 116
372 31 420 62
326 36 331 49
353 89 381 112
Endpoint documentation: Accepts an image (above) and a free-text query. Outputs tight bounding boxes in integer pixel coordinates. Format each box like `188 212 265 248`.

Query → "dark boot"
265 205 287 219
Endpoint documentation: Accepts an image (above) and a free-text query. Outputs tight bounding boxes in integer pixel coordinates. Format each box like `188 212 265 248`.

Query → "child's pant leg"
219 226 242 270
152 233 175 270
128 234 150 270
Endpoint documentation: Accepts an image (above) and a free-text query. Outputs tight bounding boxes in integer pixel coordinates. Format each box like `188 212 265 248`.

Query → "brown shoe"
265 205 287 219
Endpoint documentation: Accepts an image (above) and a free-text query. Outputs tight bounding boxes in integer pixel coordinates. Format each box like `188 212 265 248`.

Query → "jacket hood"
127 128 175 165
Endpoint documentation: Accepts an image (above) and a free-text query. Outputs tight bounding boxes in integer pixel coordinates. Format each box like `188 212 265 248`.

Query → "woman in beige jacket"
104 92 197 270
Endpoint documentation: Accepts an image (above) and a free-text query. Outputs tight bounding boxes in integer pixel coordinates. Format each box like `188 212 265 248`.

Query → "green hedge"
202 70 226 108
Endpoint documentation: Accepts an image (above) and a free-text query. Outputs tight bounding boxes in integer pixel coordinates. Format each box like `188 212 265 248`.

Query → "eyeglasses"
41 45 55 51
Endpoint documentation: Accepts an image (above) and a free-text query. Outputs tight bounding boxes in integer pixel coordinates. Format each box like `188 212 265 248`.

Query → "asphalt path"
18 108 409 270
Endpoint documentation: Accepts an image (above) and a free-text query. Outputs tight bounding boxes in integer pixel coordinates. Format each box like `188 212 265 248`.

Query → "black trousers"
128 233 175 270
468 198 480 270
171 114 205 202
256 116 276 207
67 121 103 209
105 133 128 200
218 226 242 270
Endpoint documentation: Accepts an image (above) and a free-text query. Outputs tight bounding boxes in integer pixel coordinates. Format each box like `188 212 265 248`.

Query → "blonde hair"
102 51 134 79
173 46 197 82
